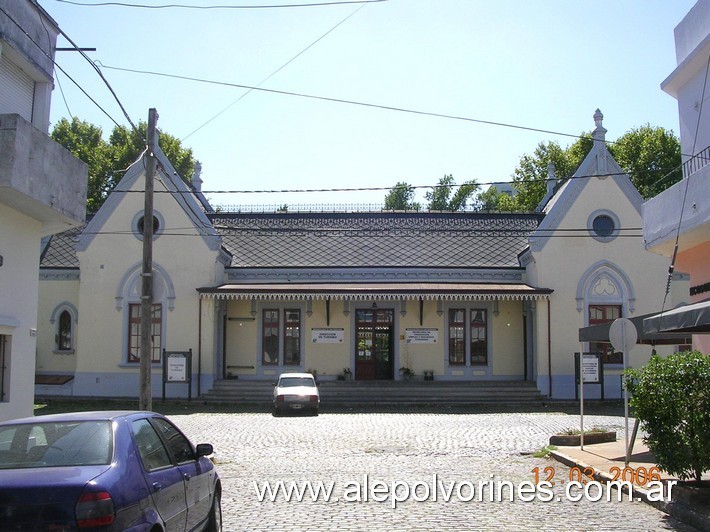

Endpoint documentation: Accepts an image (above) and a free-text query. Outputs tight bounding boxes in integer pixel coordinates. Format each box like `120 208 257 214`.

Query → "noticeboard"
162 349 192 400
405 328 439 344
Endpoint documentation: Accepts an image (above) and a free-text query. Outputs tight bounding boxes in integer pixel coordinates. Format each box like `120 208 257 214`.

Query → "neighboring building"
36 112 687 401
643 0 710 349
0 0 87 421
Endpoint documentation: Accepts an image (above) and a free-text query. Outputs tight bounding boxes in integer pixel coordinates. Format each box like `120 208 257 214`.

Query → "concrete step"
201 379 547 406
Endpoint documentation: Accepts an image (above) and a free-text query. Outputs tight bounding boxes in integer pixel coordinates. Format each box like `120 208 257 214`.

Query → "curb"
550 450 710 531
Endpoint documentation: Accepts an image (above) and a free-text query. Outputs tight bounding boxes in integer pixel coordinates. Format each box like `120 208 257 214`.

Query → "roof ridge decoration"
529 109 644 253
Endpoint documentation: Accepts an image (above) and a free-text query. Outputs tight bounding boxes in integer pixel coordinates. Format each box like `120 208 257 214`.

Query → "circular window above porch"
587 210 619 243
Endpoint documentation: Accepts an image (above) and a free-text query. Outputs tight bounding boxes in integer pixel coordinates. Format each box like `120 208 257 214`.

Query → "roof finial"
191 161 203 192
592 108 607 142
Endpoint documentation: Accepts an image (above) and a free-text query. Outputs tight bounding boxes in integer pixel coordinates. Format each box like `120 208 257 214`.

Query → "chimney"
546 162 556 197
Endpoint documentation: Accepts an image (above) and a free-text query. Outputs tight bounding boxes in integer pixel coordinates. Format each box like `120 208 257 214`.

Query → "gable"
530 110 644 253
75 145 220 254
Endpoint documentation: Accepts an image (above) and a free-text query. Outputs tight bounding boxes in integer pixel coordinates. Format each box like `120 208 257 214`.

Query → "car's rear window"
0 421 112 469
279 377 315 388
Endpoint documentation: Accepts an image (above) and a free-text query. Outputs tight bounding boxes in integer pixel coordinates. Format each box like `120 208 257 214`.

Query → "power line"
182 0 369 141
0 4 132 132
98 63 595 143
110 169 672 196
55 0 388 9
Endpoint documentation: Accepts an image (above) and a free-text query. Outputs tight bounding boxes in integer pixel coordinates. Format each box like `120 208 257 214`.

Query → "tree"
625 351 710 484
508 135 592 212
607 125 682 198
52 117 196 212
384 182 420 211
504 125 680 211
51 118 115 214
425 174 479 211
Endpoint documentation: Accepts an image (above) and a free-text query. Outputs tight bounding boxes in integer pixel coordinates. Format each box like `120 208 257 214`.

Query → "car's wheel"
205 488 222 531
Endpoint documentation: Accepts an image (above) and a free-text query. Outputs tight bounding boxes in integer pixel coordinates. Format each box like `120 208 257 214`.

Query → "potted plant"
423 370 434 381
399 366 415 380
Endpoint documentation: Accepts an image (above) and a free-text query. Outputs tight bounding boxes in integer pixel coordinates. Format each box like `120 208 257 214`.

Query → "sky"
38 0 697 211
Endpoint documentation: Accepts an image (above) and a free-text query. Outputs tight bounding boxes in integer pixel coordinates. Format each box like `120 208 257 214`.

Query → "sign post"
162 349 192 401
609 318 638 465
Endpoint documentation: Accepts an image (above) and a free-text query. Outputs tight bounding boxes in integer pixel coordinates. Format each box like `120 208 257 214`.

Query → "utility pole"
140 108 158 411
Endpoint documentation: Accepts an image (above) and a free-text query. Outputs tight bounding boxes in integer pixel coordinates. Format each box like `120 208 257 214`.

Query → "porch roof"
197 282 553 301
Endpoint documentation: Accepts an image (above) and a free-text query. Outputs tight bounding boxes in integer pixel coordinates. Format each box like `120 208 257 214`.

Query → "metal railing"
683 145 710 178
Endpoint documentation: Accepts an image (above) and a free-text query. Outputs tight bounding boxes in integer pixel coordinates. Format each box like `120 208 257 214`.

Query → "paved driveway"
171 410 695 531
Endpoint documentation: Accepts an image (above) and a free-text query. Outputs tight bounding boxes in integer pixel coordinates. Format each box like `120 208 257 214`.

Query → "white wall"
0 206 42 421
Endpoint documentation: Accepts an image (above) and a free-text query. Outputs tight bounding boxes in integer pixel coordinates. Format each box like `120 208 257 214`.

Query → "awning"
643 299 710 334
578 312 692 345
197 282 553 301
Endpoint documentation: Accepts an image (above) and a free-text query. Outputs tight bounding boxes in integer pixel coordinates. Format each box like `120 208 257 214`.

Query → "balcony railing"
683 145 710 178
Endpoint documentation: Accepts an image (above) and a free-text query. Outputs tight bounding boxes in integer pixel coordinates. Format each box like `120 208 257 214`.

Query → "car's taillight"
75 491 115 528
309 395 318 402
276 395 285 402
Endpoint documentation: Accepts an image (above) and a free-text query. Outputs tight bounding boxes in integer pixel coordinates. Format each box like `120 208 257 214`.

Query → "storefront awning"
643 299 710 334
578 312 692 345
197 282 553 301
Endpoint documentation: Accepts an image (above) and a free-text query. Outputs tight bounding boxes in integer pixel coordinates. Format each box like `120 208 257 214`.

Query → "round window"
137 215 160 236
592 214 615 238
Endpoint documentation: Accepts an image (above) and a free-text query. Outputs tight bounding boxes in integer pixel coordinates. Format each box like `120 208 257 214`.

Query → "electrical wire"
106 168 671 196
182 2 369 141
659 53 710 315
0 4 128 130
55 0 388 9
97 63 596 143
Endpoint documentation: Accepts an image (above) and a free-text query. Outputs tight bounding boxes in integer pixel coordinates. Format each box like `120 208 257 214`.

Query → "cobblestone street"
170 410 695 531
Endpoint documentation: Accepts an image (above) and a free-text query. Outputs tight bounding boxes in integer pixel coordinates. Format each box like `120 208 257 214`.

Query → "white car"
273 373 320 416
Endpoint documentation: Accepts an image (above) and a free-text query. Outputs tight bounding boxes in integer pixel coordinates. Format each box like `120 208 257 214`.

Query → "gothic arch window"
116 263 175 365
576 261 635 365
50 303 78 354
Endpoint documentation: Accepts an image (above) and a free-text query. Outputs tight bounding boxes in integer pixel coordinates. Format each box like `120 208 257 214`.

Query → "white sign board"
167 354 188 382
311 328 344 343
405 328 439 344
582 354 600 383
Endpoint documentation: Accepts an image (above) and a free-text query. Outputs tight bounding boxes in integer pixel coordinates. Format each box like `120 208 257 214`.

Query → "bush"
625 350 710 483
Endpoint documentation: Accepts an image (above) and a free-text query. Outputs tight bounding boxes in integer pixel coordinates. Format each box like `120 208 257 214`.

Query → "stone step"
202 380 547 405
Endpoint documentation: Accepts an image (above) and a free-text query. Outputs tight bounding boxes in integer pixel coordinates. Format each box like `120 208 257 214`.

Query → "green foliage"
424 174 479 211
505 125 680 211
52 117 196 213
384 181 420 211
533 445 557 458
607 124 682 198
625 351 710 483
510 134 591 211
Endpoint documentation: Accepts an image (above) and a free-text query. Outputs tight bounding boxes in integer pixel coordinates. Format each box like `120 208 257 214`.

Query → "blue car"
0 411 221 531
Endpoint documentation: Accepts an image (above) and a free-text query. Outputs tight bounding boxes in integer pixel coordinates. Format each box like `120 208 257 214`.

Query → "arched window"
51 303 78 354
57 310 72 351
576 261 635 365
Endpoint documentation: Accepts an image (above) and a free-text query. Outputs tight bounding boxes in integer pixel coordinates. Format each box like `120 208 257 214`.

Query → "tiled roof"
40 227 83 268
210 212 541 269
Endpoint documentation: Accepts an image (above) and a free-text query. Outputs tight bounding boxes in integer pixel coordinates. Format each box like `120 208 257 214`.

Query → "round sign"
609 318 638 353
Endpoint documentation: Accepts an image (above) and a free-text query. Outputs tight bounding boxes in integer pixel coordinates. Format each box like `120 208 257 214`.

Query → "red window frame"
128 303 162 363
588 304 622 364
262 309 280 365
448 309 466 365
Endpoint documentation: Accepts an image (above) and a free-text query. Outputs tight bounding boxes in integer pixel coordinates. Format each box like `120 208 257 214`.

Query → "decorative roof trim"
198 282 552 301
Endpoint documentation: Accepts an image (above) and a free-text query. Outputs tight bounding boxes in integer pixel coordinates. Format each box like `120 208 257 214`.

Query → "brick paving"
170 410 697 531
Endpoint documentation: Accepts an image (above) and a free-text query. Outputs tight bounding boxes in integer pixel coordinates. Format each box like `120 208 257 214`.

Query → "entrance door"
355 309 394 380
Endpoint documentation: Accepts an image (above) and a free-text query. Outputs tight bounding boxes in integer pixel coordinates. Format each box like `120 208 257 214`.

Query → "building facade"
35 112 689 402
643 0 710 347
0 0 87 421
